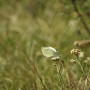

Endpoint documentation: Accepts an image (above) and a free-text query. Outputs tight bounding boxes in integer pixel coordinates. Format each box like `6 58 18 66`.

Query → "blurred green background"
0 0 90 90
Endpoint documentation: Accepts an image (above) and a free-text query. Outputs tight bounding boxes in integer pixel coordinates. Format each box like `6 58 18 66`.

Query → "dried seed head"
71 49 81 55
70 49 84 58
74 40 90 47
74 41 79 46
69 59 76 64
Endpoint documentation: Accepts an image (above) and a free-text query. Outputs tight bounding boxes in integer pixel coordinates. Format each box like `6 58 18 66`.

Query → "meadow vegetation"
0 0 90 90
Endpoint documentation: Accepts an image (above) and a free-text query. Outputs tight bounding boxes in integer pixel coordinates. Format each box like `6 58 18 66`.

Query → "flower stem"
76 57 85 76
56 61 64 90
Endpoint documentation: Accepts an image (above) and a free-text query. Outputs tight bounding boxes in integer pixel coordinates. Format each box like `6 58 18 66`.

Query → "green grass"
0 0 90 90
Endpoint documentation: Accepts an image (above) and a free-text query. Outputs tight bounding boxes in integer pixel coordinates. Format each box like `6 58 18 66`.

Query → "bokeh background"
0 0 90 90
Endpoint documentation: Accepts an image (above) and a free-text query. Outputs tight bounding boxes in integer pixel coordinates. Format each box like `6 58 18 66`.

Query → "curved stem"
71 0 90 35
75 57 85 76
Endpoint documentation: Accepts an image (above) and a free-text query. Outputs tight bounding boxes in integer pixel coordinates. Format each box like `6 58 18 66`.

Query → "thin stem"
71 0 90 35
76 57 85 76
56 61 64 90
25 56 47 90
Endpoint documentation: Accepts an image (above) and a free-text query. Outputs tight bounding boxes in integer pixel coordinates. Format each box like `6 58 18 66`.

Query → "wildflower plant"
41 47 90 90
69 48 90 90
70 49 84 58
70 49 85 77
41 47 65 89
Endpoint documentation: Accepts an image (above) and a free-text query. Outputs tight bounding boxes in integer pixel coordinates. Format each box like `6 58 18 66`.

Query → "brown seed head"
71 49 82 56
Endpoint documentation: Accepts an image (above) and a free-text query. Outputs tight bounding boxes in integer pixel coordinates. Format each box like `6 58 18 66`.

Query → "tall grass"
0 0 90 90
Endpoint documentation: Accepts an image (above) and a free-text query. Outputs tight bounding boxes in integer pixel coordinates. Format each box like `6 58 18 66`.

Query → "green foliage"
0 0 90 90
